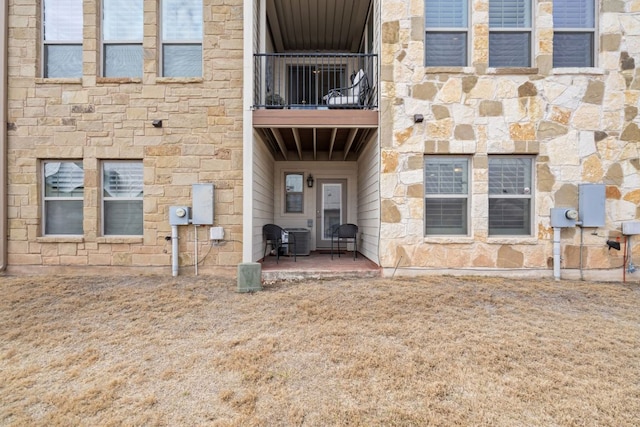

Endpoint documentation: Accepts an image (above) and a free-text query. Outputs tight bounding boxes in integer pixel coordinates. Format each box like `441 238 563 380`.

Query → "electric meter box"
578 184 605 227
551 208 578 228
169 206 191 225
192 183 214 225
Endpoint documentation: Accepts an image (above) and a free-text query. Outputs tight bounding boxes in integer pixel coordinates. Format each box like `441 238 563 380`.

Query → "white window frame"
488 0 534 67
488 156 534 236
101 160 144 236
101 0 144 77
552 0 597 68
42 160 84 236
160 0 203 77
424 156 471 236
284 172 304 214
424 0 471 67
42 0 83 78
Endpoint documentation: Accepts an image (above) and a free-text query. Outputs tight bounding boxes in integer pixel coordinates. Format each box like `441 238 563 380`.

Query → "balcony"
253 53 378 110
252 53 378 161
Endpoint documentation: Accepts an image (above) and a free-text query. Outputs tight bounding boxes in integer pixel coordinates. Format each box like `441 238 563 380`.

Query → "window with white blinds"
489 0 532 67
102 161 143 235
161 0 203 77
43 161 84 235
553 0 595 67
488 157 533 236
424 0 469 66
43 0 83 78
424 157 470 235
285 173 304 213
102 0 143 77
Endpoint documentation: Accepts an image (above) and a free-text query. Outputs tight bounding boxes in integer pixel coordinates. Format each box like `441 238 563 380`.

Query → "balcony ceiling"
253 110 378 162
267 0 371 52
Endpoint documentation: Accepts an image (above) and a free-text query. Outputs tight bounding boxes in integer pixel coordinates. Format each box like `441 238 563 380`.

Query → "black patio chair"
331 223 358 260
263 224 296 263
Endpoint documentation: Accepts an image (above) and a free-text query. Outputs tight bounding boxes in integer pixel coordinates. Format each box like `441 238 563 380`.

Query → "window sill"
486 67 539 75
96 77 142 84
35 78 82 84
97 236 143 244
551 67 604 76
37 236 84 243
487 236 538 245
156 77 204 84
424 236 475 244
424 67 475 75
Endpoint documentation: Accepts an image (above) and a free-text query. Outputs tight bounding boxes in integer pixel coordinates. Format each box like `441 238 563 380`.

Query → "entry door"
315 179 347 249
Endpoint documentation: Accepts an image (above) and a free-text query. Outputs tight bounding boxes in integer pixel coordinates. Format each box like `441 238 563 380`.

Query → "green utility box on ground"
237 262 262 292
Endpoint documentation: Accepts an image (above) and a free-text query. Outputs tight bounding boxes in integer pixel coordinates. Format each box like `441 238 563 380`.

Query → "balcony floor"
260 251 380 282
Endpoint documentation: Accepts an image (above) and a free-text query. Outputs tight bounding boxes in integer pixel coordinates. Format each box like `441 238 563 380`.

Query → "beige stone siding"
381 0 640 277
6 0 244 272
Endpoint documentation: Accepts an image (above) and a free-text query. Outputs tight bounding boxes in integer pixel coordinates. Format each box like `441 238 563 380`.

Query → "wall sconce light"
414 114 424 123
307 174 314 188
152 120 163 128
606 240 621 251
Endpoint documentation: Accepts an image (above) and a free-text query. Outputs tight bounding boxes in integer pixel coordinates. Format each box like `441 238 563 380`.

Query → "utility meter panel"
551 208 578 227
192 183 214 225
578 184 605 227
169 206 191 225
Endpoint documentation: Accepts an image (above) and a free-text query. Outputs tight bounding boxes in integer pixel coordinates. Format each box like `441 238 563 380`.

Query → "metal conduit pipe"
172 225 179 277
553 227 561 281
0 1 8 272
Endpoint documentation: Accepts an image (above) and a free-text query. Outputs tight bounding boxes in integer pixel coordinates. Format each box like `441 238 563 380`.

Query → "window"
43 0 83 77
102 161 143 235
424 157 470 235
102 0 143 77
488 157 533 236
161 0 203 77
489 0 532 67
43 161 84 235
284 173 304 214
553 0 595 67
424 0 469 66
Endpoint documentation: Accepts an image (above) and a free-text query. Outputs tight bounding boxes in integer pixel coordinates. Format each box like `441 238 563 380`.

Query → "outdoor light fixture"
414 114 424 123
152 120 163 128
307 174 314 188
606 240 621 251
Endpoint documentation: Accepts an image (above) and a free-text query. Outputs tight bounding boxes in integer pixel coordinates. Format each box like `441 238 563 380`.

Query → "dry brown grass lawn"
1 274 639 426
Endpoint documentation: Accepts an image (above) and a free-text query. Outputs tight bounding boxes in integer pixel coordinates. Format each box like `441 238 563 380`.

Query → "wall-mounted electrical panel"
578 184 605 227
169 206 191 225
622 221 640 235
192 183 214 225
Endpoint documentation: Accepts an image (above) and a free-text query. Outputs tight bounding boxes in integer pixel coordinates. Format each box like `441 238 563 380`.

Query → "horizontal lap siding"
253 137 275 261
357 133 380 264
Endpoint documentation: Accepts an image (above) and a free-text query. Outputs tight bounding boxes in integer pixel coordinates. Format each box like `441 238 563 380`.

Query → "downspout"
0 0 8 272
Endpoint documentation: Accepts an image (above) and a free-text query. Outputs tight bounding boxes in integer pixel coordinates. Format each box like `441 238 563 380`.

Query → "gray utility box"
551 208 578 228
578 184 605 227
169 206 191 225
622 221 640 235
192 183 214 225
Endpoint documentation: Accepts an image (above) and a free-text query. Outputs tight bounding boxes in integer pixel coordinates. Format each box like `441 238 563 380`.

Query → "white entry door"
315 179 347 249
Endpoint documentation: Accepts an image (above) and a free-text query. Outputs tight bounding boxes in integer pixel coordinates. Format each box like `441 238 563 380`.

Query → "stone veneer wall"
6 0 244 271
380 0 640 278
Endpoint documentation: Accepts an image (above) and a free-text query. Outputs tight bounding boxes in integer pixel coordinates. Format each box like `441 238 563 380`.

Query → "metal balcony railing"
253 53 378 110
